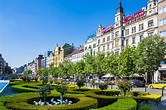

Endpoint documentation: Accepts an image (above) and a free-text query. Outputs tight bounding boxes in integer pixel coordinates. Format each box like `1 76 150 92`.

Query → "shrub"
92 98 137 110
37 84 54 105
77 80 84 90
85 90 118 108
0 93 97 110
67 88 92 94
99 83 108 91
116 79 132 96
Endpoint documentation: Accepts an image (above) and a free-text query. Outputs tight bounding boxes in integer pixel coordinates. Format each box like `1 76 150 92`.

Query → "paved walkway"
162 96 166 101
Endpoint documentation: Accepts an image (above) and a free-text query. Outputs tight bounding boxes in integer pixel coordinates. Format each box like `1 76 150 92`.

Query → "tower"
114 0 125 27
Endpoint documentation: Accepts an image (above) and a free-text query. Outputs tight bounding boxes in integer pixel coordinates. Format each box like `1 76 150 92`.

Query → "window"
158 6 166 14
107 36 110 41
103 45 105 51
121 40 124 46
85 46 87 50
89 45 91 49
139 23 144 31
98 39 100 44
93 43 96 48
103 38 105 43
115 51 119 56
132 26 136 33
126 39 128 45
158 18 166 26
107 44 109 50
115 40 119 46
115 31 119 37
111 35 114 40
98 47 100 52
148 32 153 36
112 42 114 48
159 30 166 37
93 51 95 56
140 35 143 42
125 29 129 35
148 20 153 27
132 37 135 44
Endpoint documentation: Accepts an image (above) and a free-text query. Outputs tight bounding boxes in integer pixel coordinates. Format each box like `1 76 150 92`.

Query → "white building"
84 34 97 56
25 61 36 74
71 46 84 63
46 52 53 68
96 0 158 55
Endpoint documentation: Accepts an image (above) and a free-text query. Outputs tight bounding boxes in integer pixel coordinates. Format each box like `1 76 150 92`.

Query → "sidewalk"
162 96 166 101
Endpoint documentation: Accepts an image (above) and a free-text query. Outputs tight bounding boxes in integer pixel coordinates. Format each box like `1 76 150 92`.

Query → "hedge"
132 94 162 103
85 90 119 108
91 98 137 110
67 88 93 94
85 90 162 108
0 93 97 110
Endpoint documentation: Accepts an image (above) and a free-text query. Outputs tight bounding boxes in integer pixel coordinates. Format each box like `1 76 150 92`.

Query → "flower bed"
0 93 97 110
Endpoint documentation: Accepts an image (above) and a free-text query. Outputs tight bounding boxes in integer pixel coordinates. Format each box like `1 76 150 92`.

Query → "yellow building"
53 43 74 67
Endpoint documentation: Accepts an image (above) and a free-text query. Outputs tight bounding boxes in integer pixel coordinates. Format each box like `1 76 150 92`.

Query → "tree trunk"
44 96 46 105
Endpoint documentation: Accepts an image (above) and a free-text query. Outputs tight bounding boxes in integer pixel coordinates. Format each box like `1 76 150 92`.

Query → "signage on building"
123 10 145 24
102 25 113 34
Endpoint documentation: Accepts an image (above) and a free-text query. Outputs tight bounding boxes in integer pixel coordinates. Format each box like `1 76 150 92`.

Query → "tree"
137 35 166 83
95 52 105 74
118 45 137 76
76 79 84 90
58 59 74 77
4 65 12 74
84 54 97 77
37 84 54 105
55 84 67 104
116 79 132 96
75 60 85 77
103 52 118 76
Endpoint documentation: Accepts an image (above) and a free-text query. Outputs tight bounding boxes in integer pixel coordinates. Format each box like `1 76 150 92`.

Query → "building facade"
96 0 158 55
84 34 97 56
46 51 53 68
0 54 5 75
158 0 166 39
53 43 74 67
35 55 44 72
157 0 166 81
70 46 84 63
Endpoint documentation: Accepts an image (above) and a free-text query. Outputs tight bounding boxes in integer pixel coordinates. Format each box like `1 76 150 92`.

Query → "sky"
0 0 149 68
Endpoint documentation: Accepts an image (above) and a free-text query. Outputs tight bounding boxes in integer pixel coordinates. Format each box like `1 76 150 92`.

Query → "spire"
98 24 102 28
117 0 124 13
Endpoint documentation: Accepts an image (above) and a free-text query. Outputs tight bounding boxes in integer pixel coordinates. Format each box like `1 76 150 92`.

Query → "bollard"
145 84 147 92
162 86 165 96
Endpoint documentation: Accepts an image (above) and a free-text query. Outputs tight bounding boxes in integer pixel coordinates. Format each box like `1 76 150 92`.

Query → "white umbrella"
102 74 114 78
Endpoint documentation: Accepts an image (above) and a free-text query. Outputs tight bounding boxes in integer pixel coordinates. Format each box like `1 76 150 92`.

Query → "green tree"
95 52 105 74
116 79 132 96
103 52 118 76
4 65 12 74
37 84 54 105
118 45 137 76
137 35 166 83
75 60 85 76
58 59 74 77
84 54 97 76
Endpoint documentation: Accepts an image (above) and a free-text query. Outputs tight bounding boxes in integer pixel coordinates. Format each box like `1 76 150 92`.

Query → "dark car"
130 79 145 87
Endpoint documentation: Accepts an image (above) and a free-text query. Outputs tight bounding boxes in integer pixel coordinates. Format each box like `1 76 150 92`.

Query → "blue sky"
0 0 148 68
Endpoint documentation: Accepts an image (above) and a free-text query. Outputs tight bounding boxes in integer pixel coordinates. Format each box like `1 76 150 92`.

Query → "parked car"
130 79 145 87
148 81 166 89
